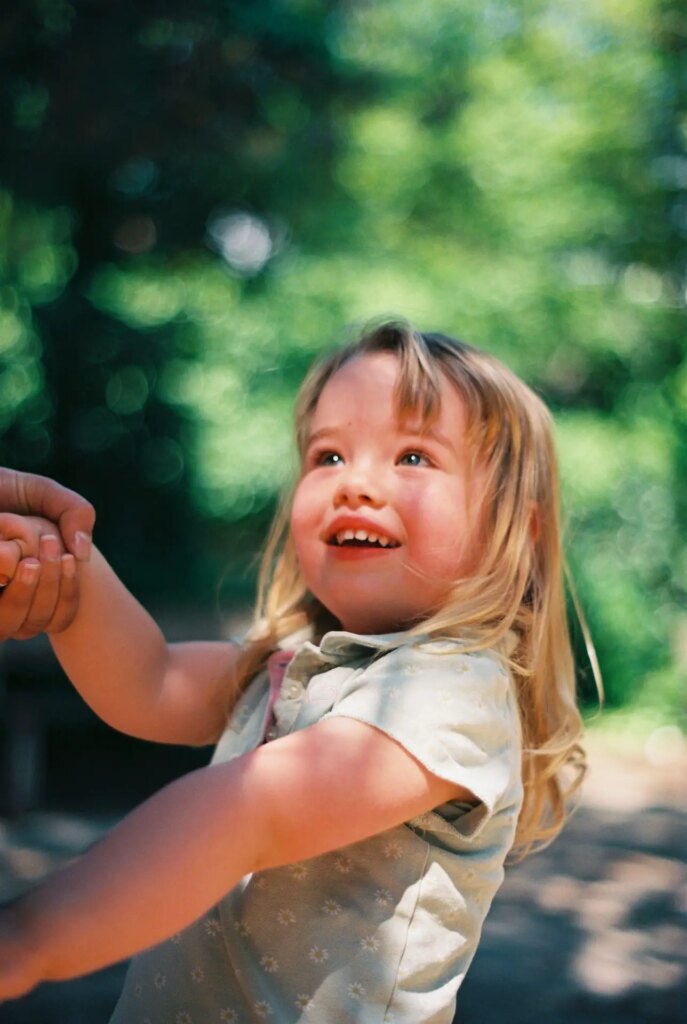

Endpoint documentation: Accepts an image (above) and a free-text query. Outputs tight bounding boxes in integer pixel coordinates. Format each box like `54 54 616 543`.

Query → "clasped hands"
0 469 95 641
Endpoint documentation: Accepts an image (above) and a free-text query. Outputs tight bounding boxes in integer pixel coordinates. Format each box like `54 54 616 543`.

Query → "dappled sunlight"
459 737 686 1020
572 853 685 996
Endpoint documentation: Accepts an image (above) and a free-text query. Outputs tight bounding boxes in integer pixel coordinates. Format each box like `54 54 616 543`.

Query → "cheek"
402 490 472 572
290 483 320 560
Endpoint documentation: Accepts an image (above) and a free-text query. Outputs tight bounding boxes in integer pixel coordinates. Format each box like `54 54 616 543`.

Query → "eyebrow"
306 427 339 446
402 425 456 452
306 424 456 451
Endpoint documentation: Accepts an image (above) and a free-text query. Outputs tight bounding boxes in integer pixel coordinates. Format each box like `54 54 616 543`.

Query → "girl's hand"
0 512 63 583
0 515 80 640
0 903 44 1003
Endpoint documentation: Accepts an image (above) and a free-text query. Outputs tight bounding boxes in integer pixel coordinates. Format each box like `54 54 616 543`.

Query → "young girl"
0 319 585 1022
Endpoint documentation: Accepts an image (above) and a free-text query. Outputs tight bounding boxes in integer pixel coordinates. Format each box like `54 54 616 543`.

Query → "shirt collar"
318 629 417 656
276 622 516 663
277 624 422 660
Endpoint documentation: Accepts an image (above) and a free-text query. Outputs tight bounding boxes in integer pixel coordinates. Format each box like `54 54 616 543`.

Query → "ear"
529 501 540 544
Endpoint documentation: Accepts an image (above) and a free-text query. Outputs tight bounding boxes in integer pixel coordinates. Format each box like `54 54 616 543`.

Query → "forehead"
310 351 469 436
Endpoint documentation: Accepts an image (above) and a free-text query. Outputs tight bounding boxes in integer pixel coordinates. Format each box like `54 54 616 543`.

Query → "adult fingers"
23 474 95 561
43 554 79 634
0 469 95 562
13 534 62 638
0 560 41 641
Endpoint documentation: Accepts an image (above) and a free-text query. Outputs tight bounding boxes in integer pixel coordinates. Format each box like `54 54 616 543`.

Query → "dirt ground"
1 730 685 1024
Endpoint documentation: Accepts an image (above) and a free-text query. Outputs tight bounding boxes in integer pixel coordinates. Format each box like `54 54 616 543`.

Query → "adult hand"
0 471 93 640
0 468 95 562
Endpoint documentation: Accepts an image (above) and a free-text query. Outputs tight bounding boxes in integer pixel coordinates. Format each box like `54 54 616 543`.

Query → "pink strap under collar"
259 650 296 743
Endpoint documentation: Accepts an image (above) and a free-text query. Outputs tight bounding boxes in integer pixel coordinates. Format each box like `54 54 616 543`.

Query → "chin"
334 607 407 636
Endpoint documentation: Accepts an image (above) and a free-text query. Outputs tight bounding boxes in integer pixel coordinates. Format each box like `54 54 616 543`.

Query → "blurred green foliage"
0 0 685 722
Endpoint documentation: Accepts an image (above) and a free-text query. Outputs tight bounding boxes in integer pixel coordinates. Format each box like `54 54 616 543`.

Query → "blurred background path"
1 731 684 1024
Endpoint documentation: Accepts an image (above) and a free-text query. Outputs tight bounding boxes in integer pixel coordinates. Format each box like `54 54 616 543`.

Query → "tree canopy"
1 0 685 722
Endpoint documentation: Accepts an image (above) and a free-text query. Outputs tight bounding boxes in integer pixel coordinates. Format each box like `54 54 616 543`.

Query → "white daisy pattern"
233 920 251 937
276 908 296 926
254 874 267 889
289 862 309 880
308 945 329 964
383 840 403 860
360 934 381 952
348 981 366 1000
254 999 273 1018
154 971 167 989
260 954 279 973
295 993 315 1011
322 898 342 916
374 887 393 906
333 855 353 874
170 932 182 944
204 917 222 937
176 1013 193 1024
219 1010 239 1023
191 966 205 984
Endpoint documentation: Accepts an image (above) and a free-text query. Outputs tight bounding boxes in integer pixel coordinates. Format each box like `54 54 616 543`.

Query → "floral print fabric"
109 630 523 1024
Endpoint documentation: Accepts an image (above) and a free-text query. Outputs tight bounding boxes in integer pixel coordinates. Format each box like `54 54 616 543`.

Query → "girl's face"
291 352 488 634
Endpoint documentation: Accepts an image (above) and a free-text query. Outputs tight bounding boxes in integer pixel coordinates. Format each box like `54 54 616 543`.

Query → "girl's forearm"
49 546 170 736
14 760 264 986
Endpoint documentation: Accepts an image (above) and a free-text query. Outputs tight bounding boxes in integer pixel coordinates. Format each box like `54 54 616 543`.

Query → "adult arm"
0 716 475 997
49 545 240 746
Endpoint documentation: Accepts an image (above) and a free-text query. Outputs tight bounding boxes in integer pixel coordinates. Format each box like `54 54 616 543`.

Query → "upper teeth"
334 529 396 547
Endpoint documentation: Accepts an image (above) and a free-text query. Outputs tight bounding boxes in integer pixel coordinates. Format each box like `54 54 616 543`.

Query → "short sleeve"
320 640 522 838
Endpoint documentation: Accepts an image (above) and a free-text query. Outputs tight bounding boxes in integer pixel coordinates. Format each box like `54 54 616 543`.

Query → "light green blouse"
109 629 523 1024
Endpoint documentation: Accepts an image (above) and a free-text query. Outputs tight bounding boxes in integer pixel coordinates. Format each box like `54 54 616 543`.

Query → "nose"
333 462 384 510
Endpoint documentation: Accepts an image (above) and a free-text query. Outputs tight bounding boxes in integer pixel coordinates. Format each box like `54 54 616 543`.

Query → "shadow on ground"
1 739 685 1023
459 799 686 1023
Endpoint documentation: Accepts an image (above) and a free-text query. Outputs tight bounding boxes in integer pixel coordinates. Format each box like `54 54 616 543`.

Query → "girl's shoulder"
374 633 511 678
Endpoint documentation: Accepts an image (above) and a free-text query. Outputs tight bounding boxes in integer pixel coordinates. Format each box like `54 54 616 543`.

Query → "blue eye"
399 451 429 467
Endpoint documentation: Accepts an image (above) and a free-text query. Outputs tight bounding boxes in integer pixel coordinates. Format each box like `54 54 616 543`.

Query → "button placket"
273 669 305 731
272 645 358 734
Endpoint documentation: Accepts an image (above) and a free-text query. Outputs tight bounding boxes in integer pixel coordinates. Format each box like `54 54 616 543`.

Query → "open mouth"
327 529 400 549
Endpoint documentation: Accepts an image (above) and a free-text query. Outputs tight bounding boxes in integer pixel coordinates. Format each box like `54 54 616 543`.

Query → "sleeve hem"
320 707 499 816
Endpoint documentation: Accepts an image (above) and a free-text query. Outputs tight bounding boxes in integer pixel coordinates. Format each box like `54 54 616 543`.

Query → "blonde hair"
232 318 586 860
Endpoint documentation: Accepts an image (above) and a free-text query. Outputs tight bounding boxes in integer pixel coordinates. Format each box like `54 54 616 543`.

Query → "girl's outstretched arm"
49 546 240 746
0 717 474 1000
